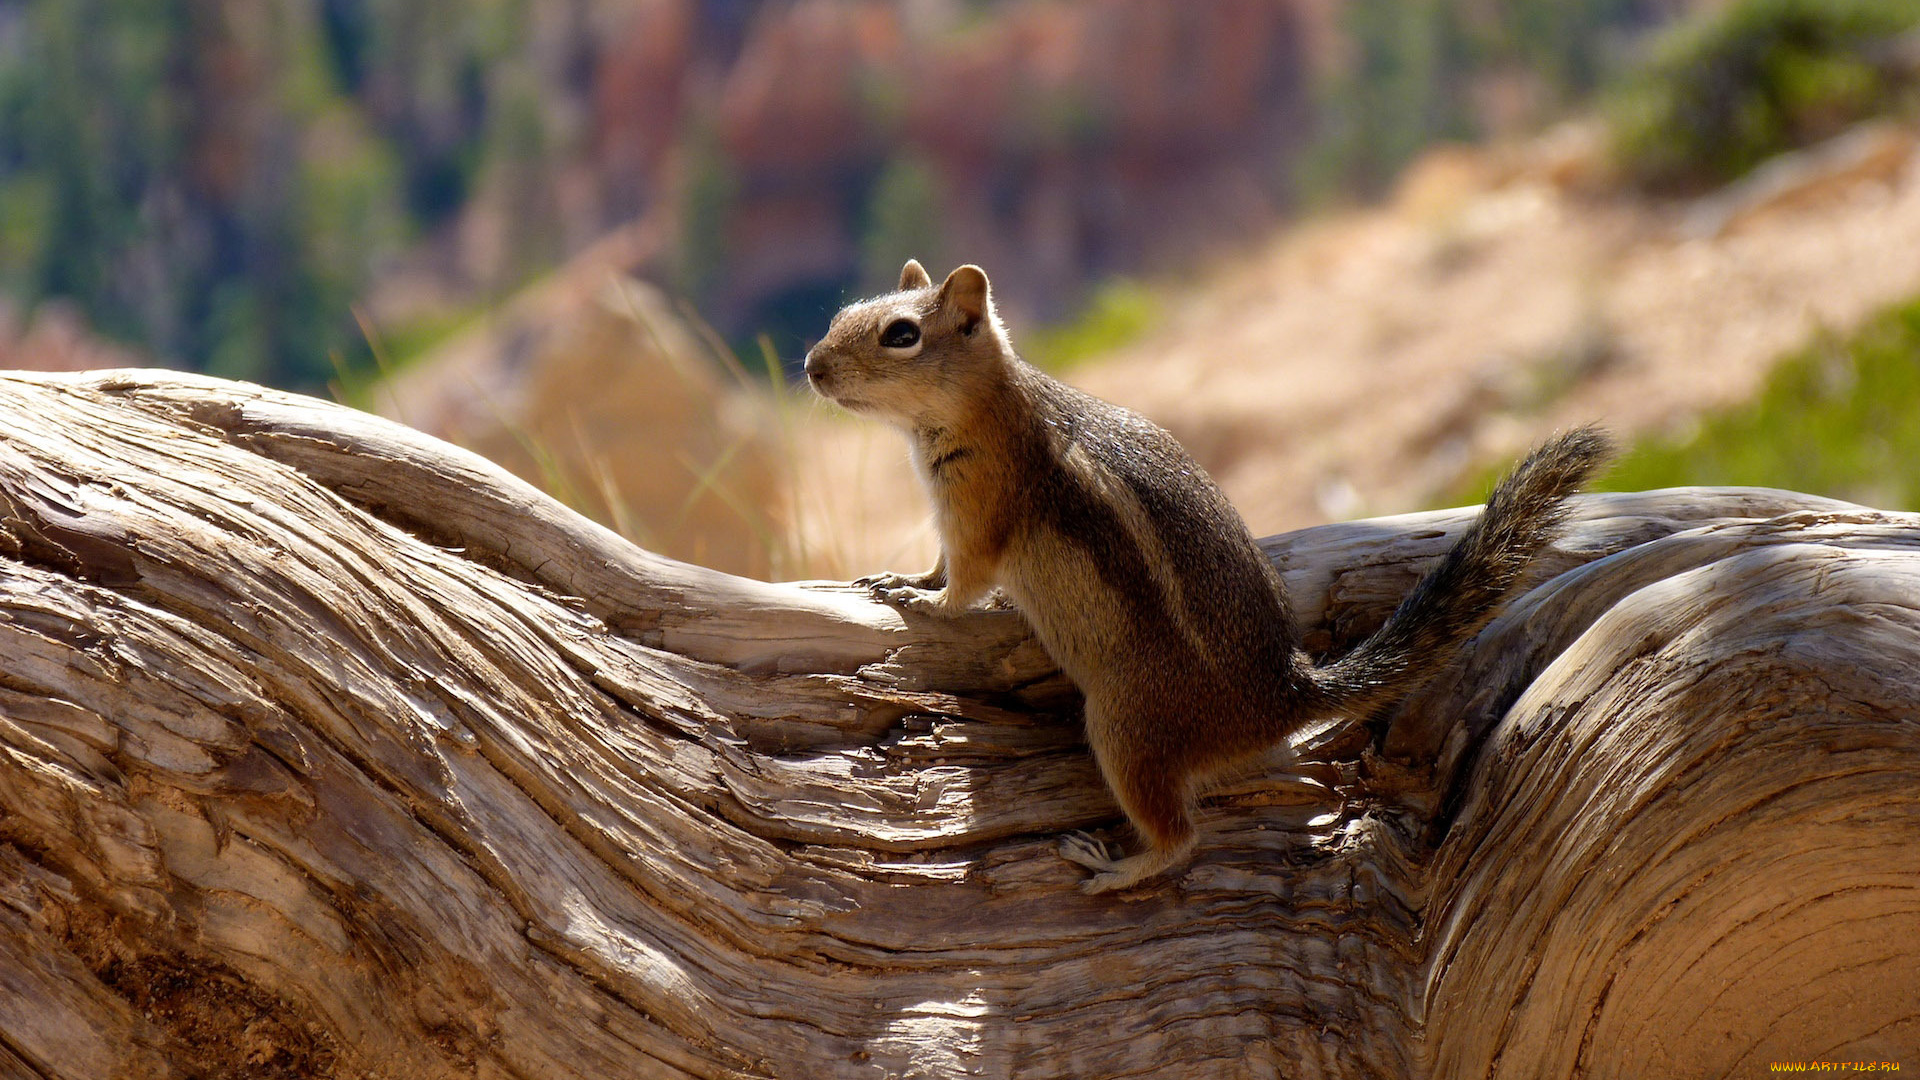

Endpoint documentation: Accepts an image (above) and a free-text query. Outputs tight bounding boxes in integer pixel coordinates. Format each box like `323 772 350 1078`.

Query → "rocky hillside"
0 0 1330 384
682 0 1322 338
4 0 1700 385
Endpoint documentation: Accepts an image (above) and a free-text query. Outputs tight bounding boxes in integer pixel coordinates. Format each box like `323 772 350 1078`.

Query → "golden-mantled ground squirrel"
806 260 1610 893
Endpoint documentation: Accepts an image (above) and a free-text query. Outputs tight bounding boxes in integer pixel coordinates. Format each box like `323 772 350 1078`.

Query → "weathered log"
0 369 1913 1079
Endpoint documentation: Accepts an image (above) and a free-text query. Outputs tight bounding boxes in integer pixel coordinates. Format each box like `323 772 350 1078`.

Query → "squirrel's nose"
803 347 828 383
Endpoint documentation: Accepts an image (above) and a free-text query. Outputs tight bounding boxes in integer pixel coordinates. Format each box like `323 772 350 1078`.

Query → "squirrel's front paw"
854 570 953 614
868 583 950 616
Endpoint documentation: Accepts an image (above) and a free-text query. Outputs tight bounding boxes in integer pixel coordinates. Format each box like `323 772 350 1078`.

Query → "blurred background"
3 0 1919 579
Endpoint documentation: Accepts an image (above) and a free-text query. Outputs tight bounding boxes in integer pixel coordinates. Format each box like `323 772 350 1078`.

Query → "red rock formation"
593 0 699 225
583 0 1321 332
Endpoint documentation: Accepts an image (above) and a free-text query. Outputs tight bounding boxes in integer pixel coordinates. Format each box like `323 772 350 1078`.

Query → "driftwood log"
0 369 1915 1079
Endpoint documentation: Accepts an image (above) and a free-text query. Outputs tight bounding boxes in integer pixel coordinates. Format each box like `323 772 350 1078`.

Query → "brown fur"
806 261 1611 893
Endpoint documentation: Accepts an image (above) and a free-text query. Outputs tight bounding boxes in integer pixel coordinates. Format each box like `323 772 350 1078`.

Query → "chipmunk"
805 260 1610 893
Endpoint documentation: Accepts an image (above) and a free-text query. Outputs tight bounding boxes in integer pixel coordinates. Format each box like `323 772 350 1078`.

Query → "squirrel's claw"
1060 831 1187 895
1058 831 1116 873
869 583 948 615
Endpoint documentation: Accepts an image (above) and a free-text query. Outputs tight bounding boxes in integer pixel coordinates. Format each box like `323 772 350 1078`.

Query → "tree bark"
0 369 1913 1079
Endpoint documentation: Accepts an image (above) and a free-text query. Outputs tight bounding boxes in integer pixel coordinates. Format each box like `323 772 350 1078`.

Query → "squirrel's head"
804 260 1011 427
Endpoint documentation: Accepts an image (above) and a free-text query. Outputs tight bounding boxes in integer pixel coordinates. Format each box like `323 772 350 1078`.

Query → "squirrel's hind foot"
1058 831 1117 872
1059 832 1192 895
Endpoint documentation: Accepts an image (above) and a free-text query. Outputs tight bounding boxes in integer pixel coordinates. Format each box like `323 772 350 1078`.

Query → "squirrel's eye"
879 319 921 349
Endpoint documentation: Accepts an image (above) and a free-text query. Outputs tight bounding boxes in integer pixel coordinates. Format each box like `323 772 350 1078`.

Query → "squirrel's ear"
898 259 932 290
938 265 990 330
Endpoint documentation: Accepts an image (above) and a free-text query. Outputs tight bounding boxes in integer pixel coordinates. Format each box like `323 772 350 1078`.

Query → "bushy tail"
1311 426 1613 712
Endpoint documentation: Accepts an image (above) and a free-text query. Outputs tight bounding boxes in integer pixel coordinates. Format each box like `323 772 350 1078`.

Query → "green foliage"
1601 298 1920 511
368 304 482 370
859 155 946 293
0 0 386 385
1299 0 1665 201
0 174 54 298
1608 0 1920 191
1299 0 1472 201
353 0 519 224
0 0 575 390
1021 280 1158 372
1477 0 1657 94
1 0 183 344
298 113 409 303
673 126 738 307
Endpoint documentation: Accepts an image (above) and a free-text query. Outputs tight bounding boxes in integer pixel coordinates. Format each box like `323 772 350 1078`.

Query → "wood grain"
0 369 1911 1078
